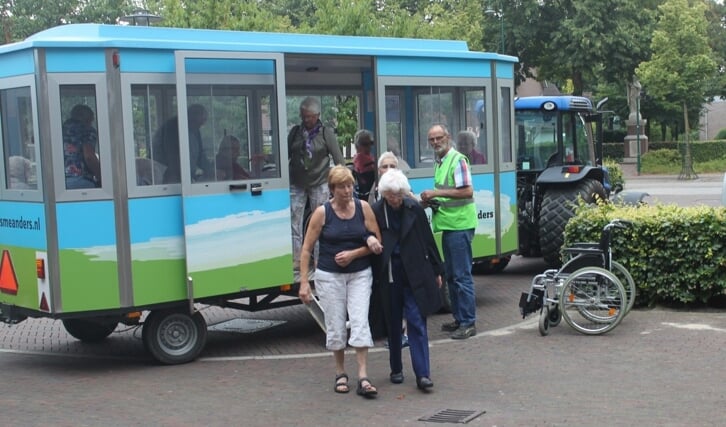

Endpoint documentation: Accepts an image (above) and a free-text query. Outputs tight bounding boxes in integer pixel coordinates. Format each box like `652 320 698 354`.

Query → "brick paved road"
1 255 725 426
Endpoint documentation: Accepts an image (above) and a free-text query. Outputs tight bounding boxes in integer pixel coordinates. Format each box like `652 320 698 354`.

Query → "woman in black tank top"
298 166 384 398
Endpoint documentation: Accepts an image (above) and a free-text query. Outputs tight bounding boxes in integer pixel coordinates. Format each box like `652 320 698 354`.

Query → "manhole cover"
418 408 486 424
208 318 286 333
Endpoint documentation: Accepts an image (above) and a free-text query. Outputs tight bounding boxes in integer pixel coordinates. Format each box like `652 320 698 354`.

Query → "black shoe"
450 324 476 340
416 376 434 391
440 320 460 332
390 372 404 384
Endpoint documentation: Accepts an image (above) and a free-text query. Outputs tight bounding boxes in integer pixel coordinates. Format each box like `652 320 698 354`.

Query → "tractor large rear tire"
539 179 606 267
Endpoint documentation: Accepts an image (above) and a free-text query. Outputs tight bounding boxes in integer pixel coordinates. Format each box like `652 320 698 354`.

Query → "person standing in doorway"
420 124 478 340
288 97 345 281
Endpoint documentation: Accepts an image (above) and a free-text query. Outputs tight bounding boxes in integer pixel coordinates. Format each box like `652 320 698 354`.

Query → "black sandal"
334 373 350 394
356 377 378 398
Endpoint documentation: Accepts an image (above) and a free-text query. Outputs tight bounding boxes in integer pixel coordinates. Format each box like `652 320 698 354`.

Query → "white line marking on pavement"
199 318 539 363
661 322 726 333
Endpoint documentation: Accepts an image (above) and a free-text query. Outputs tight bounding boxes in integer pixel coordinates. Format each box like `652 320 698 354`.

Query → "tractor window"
562 113 591 165
515 110 557 170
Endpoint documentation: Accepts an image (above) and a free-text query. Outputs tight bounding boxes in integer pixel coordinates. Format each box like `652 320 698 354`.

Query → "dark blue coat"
370 197 444 336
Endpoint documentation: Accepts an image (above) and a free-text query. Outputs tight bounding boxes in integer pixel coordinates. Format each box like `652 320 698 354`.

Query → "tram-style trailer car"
0 24 517 364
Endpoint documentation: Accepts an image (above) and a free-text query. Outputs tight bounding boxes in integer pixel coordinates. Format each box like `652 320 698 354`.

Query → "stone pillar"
623 78 648 160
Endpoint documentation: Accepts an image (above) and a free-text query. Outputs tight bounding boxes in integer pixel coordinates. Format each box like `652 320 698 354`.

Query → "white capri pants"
315 267 374 351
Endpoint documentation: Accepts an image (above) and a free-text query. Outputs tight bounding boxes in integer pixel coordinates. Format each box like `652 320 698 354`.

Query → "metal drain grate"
418 408 486 424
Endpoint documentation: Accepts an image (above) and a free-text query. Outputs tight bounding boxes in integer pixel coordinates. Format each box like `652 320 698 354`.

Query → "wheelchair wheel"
559 267 626 335
538 306 550 336
612 261 636 315
547 303 562 327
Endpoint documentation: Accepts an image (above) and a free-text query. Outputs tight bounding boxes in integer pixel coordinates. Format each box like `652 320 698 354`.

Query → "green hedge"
648 140 726 163
564 202 726 307
602 142 624 161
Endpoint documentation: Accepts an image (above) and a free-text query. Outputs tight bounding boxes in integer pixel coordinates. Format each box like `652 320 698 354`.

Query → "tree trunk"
678 102 697 180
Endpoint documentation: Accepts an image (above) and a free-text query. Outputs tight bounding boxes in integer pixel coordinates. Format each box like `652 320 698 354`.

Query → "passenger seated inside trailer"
62 104 102 189
215 135 251 180
7 155 34 189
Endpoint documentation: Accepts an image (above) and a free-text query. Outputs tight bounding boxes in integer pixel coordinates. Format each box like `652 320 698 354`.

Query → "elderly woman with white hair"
371 168 444 392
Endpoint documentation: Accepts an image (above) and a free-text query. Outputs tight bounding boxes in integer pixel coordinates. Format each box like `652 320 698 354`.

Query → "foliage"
716 128 726 140
640 146 726 174
602 142 624 161
640 148 681 174
1 0 134 43
146 0 293 32
649 140 726 163
532 0 657 95
566 202 726 307
636 0 720 127
603 158 624 189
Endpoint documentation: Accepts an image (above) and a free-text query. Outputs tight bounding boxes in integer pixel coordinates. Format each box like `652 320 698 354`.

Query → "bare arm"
420 185 473 202
82 143 101 183
333 201 382 267
298 205 325 303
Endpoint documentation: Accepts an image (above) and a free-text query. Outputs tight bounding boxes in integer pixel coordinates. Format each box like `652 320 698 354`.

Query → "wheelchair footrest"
518 289 545 319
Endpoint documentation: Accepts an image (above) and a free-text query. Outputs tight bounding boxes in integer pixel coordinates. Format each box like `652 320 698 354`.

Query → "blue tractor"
514 96 611 266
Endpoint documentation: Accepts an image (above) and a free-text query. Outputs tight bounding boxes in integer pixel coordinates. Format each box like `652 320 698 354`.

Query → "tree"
1 0 134 44
531 0 658 96
637 0 719 179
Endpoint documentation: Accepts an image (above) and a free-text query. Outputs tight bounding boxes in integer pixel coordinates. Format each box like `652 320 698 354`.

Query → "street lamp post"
636 94 641 175
485 1 504 53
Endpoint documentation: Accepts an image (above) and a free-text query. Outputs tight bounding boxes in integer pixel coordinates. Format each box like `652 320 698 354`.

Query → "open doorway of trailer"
285 94 363 160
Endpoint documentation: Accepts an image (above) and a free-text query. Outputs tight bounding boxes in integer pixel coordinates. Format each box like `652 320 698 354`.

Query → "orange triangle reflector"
0 250 19 295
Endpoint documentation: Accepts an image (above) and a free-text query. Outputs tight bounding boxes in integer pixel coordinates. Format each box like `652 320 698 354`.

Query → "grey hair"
378 168 411 195
377 151 398 168
354 129 374 146
299 96 321 115
429 123 450 136
456 130 477 147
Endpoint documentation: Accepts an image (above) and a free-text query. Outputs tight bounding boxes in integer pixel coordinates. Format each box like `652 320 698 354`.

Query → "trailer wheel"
142 309 207 365
62 318 118 343
539 179 606 267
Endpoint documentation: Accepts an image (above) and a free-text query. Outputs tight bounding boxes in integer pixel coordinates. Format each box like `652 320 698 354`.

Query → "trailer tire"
142 308 207 365
62 318 118 342
539 179 606 267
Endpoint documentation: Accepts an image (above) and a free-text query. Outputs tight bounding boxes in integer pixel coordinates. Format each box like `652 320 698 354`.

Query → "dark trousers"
388 257 430 379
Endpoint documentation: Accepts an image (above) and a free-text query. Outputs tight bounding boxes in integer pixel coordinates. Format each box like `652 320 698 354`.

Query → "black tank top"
318 198 370 273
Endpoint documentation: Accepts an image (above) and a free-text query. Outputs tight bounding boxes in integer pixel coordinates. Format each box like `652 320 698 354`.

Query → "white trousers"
315 268 374 351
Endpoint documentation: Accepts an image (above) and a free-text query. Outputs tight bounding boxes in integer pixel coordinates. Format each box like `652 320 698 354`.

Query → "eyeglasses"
428 135 447 143
380 164 397 170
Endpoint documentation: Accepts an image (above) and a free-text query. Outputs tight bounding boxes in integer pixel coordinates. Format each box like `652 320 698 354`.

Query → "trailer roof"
1 24 517 63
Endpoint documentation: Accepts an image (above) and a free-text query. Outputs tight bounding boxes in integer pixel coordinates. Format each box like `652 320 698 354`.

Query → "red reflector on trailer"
36 258 46 279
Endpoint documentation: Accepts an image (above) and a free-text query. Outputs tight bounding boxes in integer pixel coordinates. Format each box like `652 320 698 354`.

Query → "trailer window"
59 85 101 190
416 88 453 167
131 84 176 185
2 86 37 190
499 87 512 163
463 89 488 165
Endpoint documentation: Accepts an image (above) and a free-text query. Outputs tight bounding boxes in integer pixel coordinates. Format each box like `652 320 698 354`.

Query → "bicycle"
519 219 634 336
